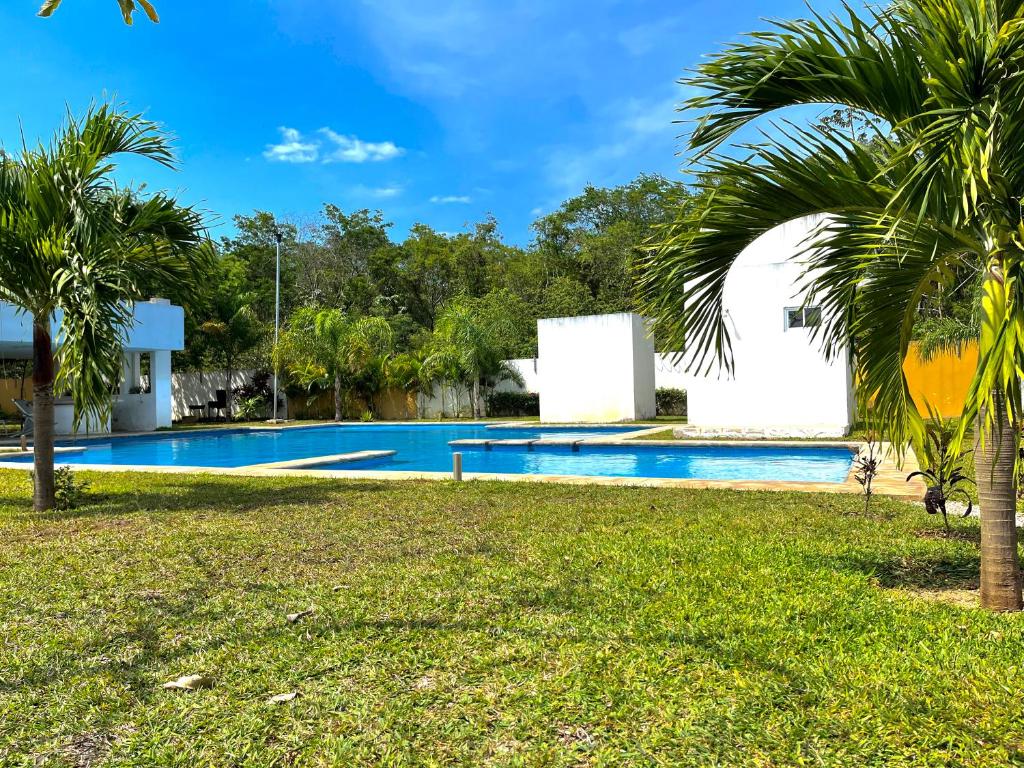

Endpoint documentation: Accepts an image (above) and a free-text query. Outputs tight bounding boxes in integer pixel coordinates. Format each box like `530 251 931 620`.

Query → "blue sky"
0 0 853 244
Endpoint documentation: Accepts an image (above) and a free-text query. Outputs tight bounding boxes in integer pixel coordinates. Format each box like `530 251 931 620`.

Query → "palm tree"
278 308 393 421
200 292 262 420
38 0 159 24
426 300 521 419
0 105 209 511
637 0 1024 610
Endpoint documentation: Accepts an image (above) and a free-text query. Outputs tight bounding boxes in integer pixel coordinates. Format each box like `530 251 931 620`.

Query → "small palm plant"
907 414 974 534
853 433 881 514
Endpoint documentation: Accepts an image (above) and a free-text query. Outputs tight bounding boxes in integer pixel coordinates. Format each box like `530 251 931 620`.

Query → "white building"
0 298 184 435
675 215 855 437
537 313 656 423
498 216 854 435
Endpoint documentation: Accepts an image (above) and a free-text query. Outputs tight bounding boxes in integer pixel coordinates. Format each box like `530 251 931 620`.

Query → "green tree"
424 301 522 418
220 213 299 325
637 0 1024 611
0 105 208 511
306 206 394 312
398 224 459 330
38 0 159 24
534 175 687 312
279 308 393 421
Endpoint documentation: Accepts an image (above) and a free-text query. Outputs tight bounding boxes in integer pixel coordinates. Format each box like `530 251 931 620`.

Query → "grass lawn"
2 471 1023 766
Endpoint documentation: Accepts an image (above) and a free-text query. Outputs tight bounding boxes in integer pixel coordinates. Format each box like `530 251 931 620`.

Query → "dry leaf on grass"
269 692 300 703
161 674 213 691
286 608 314 624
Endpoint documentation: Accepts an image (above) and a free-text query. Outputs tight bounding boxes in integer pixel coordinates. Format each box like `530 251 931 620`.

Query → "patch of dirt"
557 725 595 748
61 731 114 767
914 528 980 543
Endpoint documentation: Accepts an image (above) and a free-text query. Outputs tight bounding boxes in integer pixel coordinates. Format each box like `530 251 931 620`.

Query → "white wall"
682 215 854 437
171 369 263 421
494 358 541 394
538 313 656 422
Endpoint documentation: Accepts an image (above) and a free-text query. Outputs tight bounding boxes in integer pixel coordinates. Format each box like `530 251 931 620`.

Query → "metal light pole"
272 228 283 422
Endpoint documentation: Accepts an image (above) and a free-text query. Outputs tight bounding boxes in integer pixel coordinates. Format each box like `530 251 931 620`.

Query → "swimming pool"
0 423 856 483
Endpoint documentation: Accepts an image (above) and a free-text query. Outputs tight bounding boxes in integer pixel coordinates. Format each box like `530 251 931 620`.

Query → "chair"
12 399 33 437
208 390 228 421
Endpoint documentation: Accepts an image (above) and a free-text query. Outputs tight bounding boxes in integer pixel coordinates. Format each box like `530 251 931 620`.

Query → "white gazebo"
0 298 185 435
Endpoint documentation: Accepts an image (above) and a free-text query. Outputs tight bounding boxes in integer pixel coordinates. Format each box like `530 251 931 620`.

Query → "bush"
486 391 540 417
28 467 90 511
656 388 687 417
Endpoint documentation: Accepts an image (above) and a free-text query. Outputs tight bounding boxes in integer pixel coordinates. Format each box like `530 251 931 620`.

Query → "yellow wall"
903 341 978 418
287 387 418 421
0 378 31 415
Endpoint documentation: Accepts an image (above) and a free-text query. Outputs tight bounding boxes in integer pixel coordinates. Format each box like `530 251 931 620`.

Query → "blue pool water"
1 424 855 483
318 441 855 482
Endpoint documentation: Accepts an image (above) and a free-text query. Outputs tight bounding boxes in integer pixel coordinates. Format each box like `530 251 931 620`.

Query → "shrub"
29 467 90 511
486 391 540 417
656 388 687 417
234 396 267 421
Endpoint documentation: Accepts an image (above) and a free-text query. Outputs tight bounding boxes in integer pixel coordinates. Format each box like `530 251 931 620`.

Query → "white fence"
171 369 285 420
172 353 690 422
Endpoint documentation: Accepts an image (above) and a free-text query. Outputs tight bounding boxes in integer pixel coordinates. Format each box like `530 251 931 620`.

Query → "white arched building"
677 215 855 437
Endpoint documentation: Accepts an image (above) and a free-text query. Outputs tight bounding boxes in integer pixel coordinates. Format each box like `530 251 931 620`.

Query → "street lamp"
272 227 283 422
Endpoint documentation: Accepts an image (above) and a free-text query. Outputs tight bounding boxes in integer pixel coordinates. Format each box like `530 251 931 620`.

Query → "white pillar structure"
538 312 656 423
0 298 185 435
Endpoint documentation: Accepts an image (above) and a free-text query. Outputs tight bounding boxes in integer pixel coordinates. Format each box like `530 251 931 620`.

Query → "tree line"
178 175 690 417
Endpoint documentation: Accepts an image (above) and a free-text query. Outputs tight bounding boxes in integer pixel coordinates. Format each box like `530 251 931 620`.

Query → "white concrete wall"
0 298 184 354
53 401 110 436
681 215 854 437
538 313 656 422
494 358 541 394
171 369 263 421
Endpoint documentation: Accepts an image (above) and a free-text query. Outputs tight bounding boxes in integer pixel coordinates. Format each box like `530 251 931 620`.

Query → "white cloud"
429 194 472 204
319 128 404 163
263 127 319 163
263 127 404 165
353 184 403 199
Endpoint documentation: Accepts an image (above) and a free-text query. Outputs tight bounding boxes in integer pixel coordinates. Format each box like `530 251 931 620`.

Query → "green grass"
1 471 1023 766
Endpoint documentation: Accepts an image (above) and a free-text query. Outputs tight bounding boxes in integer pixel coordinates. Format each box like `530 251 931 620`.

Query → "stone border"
246 450 396 470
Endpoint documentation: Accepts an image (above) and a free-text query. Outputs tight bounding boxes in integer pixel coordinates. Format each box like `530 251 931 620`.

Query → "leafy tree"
279 308 393 420
220 213 299 325
0 105 208 511
534 174 687 312
38 0 159 24
303 206 394 312
637 0 1024 610
398 224 459 330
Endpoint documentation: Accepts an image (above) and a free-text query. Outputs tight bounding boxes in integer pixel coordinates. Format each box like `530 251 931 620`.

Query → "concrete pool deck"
0 422 926 500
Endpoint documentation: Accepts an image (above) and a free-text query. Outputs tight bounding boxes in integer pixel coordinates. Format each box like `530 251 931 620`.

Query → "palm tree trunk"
974 389 1023 611
472 378 482 419
334 372 343 421
31 319 55 512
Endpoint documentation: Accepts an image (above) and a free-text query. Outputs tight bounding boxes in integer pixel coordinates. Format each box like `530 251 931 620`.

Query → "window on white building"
784 306 822 330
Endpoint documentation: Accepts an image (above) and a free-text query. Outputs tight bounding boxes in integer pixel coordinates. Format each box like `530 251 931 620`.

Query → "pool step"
448 438 584 452
246 449 397 470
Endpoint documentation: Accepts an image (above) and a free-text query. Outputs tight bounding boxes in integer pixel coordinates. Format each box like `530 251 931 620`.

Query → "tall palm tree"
200 291 262 420
38 0 159 24
637 0 1024 610
426 300 522 419
0 105 209 511
278 308 393 421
